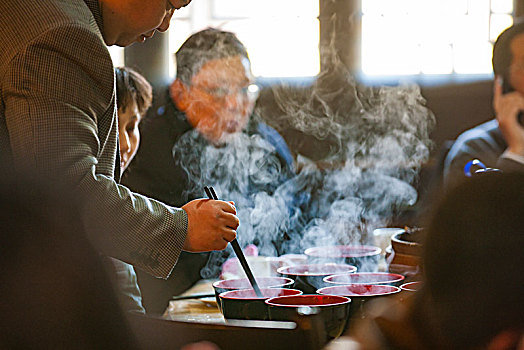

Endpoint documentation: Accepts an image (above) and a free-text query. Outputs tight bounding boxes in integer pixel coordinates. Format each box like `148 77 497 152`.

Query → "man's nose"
223 93 244 110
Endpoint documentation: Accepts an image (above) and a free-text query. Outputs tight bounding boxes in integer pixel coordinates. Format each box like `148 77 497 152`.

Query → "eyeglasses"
194 84 260 101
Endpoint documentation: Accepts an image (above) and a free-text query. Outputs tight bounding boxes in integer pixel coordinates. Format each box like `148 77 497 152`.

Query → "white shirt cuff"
501 150 524 165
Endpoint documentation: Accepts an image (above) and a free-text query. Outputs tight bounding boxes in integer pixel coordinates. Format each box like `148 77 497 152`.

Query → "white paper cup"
373 228 405 254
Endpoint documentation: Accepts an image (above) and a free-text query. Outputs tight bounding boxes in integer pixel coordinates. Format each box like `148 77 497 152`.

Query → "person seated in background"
101 66 153 314
443 20 524 189
115 66 152 176
121 28 295 315
326 172 524 350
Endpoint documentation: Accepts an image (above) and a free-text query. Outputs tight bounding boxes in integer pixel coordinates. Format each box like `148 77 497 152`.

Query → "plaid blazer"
0 0 187 278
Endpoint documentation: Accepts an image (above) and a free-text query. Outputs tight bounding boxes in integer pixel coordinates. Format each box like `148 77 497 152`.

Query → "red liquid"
325 272 404 285
318 284 400 297
214 276 293 289
221 288 302 300
266 294 350 307
277 263 357 276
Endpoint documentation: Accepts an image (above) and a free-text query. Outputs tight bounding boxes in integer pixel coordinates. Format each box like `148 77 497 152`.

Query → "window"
361 0 514 76
169 0 320 78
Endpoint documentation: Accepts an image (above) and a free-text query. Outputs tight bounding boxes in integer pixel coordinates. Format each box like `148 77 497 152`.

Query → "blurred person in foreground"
325 172 524 350
0 172 220 350
0 174 138 349
0 0 239 315
122 28 295 314
443 20 524 189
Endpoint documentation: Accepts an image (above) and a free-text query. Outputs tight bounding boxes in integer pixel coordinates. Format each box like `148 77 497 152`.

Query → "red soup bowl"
219 288 302 321
317 284 400 322
277 263 357 294
324 272 405 287
304 245 382 272
213 277 294 311
265 294 352 340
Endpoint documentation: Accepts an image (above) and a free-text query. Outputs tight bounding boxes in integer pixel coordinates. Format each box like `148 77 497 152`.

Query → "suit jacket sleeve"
1 23 186 279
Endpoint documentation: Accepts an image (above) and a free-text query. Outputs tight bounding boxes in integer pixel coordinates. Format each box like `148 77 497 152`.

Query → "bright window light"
490 14 514 41
491 0 514 14
421 44 453 74
362 0 514 76
454 41 494 74
169 0 319 78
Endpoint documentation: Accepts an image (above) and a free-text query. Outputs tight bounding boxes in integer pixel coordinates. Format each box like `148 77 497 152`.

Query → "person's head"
422 173 524 349
492 19 524 94
99 0 191 47
115 66 153 171
169 28 259 144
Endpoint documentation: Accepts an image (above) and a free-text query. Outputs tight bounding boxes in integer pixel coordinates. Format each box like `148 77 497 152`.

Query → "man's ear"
169 79 189 111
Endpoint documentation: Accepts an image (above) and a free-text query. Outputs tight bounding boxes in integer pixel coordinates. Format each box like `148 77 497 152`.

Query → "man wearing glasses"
122 28 295 315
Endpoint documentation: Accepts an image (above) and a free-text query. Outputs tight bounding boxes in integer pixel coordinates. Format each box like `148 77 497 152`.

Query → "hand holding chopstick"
181 191 239 252
204 186 263 297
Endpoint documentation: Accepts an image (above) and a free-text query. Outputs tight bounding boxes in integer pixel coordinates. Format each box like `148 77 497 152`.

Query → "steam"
259 71 434 254
172 131 296 263
171 22 434 278
172 65 434 278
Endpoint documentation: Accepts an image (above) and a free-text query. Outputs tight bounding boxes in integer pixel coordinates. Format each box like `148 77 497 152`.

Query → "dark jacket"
443 119 524 189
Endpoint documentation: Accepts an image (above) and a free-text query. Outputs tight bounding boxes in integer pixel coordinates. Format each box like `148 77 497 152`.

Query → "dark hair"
115 66 153 116
492 18 524 81
422 172 524 348
175 28 249 85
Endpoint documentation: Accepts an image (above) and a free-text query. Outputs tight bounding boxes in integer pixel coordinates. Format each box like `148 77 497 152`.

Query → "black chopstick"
204 186 263 297
171 293 216 301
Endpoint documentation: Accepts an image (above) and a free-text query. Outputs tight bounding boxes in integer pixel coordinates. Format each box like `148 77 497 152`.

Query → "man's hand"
182 199 239 252
493 77 524 155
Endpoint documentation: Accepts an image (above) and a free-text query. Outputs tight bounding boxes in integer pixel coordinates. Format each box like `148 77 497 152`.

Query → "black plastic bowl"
219 288 302 320
265 294 351 340
324 272 405 286
213 276 294 311
304 245 382 271
317 284 400 322
277 263 357 294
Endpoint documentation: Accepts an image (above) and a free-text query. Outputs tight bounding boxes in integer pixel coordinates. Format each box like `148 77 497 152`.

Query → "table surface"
163 279 225 324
